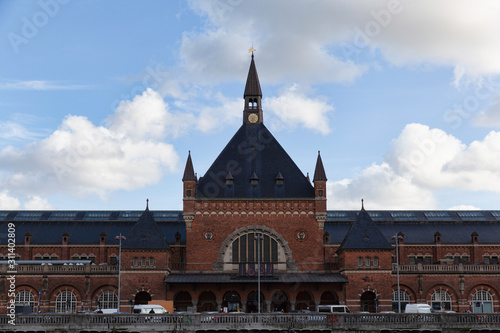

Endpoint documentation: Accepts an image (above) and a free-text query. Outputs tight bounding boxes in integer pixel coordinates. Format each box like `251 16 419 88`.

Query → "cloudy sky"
1 0 500 211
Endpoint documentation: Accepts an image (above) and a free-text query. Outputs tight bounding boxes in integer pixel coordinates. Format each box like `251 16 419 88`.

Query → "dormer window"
275 172 284 186
226 172 234 186
250 172 258 186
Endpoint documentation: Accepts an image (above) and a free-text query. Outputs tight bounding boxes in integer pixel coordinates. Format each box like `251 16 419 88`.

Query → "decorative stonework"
204 231 213 241
296 229 307 242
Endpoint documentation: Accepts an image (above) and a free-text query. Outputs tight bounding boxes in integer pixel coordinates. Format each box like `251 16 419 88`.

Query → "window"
98 291 118 309
424 257 431 265
472 290 494 313
417 256 424 264
454 256 460 265
431 290 452 311
392 290 410 313
365 257 370 266
484 256 490 264
133 257 138 267
358 257 363 267
462 256 469 264
373 257 379 267
492 256 498 265
149 257 155 266
110 256 118 265
141 257 146 266
231 233 278 264
15 291 35 312
56 291 77 313
409 256 416 265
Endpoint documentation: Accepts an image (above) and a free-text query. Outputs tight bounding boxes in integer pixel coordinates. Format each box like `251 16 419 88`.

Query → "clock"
248 113 258 123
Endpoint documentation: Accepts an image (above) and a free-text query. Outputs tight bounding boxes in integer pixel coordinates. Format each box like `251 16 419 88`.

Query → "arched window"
472 290 493 313
431 290 452 311
15 291 35 312
56 291 77 313
392 290 410 313
98 291 118 309
231 233 279 264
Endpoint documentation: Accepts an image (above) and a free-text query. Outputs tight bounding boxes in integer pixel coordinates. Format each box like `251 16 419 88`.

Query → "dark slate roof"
313 151 327 181
325 210 500 245
337 208 393 251
122 205 169 250
0 210 185 245
182 151 196 181
243 54 262 97
164 273 347 284
195 123 314 198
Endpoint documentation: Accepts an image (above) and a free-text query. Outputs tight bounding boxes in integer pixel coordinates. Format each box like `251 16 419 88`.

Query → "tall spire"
313 151 327 181
182 151 196 181
244 53 262 98
243 53 263 124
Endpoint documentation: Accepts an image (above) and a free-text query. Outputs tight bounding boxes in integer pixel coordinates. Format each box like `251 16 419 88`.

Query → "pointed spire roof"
244 54 262 98
122 200 169 250
337 201 392 252
313 151 327 181
182 151 196 181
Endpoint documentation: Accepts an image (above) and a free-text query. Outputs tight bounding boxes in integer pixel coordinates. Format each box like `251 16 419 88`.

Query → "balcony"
0 263 118 275
394 263 500 274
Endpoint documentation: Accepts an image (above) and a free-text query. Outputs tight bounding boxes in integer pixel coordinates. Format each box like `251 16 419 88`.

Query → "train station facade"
1 56 500 314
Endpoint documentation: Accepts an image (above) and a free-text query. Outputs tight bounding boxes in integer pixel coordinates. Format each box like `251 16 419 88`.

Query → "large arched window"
231 233 278 264
224 231 287 273
472 290 493 313
431 290 452 311
392 290 410 313
15 291 35 312
56 291 77 313
98 291 118 309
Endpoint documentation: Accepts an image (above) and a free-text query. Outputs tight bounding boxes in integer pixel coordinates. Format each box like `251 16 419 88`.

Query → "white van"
133 304 168 314
404 303 433 313
317 305 351 313
94 308 118 314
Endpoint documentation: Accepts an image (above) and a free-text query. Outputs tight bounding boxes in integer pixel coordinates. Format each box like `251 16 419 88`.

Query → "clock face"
248 113 258 123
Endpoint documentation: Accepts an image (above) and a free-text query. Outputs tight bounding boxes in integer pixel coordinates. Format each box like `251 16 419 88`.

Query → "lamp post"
115 234 126 312
392 234 402 313
255 233 263 313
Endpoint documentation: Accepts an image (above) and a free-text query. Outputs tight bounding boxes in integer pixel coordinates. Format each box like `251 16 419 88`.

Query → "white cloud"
475 92 500 127
447 205 481 210
329 123 500 210
329 163 436 210
0 89 180 200
24 196 53 210
0 191 20 210
185 0 500 84
0 121 40 141
265 85 333 135
0 80 87 90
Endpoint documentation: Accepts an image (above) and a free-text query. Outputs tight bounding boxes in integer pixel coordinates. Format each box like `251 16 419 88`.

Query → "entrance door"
360 291 377 313
135 291 151 305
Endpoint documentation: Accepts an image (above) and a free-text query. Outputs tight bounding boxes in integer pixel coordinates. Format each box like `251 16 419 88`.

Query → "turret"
313 151 327 229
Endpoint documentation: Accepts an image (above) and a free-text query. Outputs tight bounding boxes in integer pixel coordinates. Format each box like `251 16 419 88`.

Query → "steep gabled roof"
122 202 169 250
337 205 392 252
195 123 314 198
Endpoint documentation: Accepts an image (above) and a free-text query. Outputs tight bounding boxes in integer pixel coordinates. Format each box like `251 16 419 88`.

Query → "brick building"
1 55 500 314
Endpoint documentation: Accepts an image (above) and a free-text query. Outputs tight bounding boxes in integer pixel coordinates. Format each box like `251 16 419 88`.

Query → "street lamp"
115 234 126 312
392 234 402 313
255 233 263 313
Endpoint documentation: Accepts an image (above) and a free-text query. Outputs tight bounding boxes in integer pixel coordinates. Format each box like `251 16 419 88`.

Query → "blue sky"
1 0 500 211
